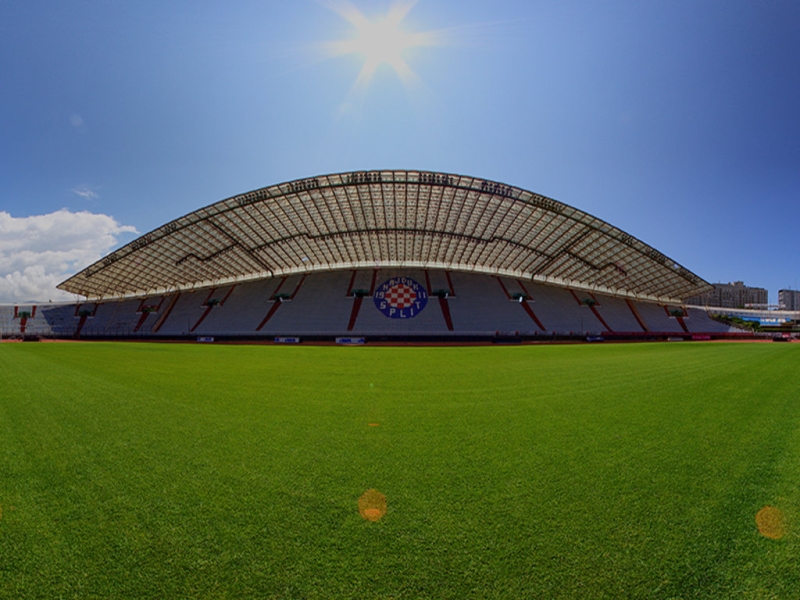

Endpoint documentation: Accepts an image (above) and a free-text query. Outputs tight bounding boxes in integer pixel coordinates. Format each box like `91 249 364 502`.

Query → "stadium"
2 172 798 598
0 170 749 341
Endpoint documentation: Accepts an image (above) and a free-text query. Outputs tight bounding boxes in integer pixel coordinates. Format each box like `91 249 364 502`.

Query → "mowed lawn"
1 342 798 599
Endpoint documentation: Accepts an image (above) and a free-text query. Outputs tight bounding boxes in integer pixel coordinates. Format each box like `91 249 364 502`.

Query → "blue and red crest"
373 277 428 319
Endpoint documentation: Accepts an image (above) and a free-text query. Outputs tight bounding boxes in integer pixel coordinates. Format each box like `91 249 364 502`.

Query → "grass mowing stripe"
0 342 798 598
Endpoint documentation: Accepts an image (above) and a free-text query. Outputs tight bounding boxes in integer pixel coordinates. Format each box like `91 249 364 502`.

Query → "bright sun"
353 16 413 74
325 1 439 89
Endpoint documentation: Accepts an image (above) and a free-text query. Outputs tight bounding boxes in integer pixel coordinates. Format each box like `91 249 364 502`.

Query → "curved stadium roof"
59 170 712 303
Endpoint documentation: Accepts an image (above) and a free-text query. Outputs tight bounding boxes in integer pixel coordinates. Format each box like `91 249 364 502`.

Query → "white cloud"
0 210 137 303
70 114 84 128
73 184 99 200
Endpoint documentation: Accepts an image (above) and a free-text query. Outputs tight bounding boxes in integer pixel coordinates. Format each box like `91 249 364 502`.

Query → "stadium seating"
444 274 530 334
2 270 751 340
634 302 687 334
588 296 644 333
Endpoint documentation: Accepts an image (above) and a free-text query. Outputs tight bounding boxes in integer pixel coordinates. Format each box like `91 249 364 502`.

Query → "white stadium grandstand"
1 170 759 341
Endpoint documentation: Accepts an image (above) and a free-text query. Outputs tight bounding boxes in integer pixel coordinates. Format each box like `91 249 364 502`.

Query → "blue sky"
1 0 798 303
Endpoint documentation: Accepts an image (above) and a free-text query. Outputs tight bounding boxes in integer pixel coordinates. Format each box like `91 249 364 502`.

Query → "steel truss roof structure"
59 170 712 303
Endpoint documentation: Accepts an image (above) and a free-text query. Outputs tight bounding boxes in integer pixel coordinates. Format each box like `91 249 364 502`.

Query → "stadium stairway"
662 305 690 333
74 303 100 336
634 302 684 333
346 270 378 331
256 275 307 332
193 279 273 335
494 278 546 331
151 293 181 333
568 290 613 332
626 299 651 332
516 281 546 331
17 305 33 334
133 297 166 333
425 270 455 331
190 286 236 333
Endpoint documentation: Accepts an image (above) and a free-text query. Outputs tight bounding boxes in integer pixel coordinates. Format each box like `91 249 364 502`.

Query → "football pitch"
1 341 798 598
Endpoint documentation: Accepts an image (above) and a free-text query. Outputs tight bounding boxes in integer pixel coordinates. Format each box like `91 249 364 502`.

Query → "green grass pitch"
1 341 799 598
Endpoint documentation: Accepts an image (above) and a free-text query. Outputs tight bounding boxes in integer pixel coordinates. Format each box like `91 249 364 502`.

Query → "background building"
686 281 768 308
779 289 800 310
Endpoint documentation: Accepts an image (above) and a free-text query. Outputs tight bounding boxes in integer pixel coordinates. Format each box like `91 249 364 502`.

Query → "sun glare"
325 1 439 91
354 17 412 74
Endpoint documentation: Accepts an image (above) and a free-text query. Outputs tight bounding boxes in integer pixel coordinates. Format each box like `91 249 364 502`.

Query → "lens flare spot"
363 507 382 520
359 488 387 522
756 505 785 540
